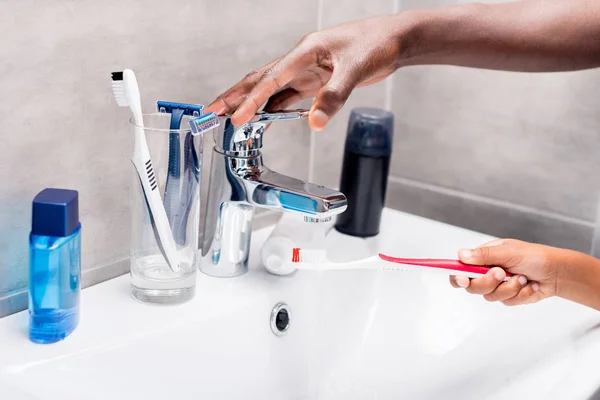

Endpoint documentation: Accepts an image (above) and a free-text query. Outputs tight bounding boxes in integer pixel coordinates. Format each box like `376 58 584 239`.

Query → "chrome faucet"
200 110 348 277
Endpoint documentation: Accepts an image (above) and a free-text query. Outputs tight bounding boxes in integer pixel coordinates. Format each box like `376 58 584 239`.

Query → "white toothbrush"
111 69 180 272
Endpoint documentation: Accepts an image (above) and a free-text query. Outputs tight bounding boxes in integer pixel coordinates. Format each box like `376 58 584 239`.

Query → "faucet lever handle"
249 109 309 123
216 109 310 155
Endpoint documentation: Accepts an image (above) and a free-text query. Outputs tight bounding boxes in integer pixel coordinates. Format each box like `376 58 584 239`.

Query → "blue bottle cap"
345 107 394 157
32 189 79 237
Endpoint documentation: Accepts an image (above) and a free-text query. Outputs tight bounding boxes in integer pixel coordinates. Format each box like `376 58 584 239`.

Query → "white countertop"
1 208 599 400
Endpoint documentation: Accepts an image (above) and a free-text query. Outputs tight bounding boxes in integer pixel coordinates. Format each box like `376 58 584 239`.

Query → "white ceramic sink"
1 208 600 400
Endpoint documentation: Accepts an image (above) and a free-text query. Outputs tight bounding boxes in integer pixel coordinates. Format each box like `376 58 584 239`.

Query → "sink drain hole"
271 303 291 336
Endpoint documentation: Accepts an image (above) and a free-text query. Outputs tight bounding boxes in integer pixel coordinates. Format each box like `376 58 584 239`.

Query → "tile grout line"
384 0 400 111
82 256 129 275
388 175 595 228
0 257 131 318
308 130 317 182
384 76 394 112
590 200 600 257
308 2 324 394
317 0 324 30
308 0 325 183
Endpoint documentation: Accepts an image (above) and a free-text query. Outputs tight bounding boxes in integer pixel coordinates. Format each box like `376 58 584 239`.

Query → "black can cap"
344 107 394 157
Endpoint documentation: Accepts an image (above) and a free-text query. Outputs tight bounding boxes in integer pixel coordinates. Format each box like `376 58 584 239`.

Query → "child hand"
449 239 563 306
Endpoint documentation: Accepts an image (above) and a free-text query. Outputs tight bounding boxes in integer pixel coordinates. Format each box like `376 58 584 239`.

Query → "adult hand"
207 1 600 130
205 15 404 130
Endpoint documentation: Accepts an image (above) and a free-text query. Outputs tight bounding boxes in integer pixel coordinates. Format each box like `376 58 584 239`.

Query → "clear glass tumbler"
129 113 201 304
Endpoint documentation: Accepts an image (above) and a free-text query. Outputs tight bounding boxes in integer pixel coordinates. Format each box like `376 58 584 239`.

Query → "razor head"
156 100 204 117
189 112 220 136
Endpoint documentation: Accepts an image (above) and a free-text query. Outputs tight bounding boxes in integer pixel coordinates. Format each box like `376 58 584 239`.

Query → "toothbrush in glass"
111 70 180 272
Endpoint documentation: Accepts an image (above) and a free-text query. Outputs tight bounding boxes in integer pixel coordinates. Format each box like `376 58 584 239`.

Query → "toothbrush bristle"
292 248 326 264
111 80 128 107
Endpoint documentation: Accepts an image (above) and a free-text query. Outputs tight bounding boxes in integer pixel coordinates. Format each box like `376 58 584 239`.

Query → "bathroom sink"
1 208 599 400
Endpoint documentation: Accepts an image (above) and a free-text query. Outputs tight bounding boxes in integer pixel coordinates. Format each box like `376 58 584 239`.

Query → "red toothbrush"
289 249 511 280
378 254 512 280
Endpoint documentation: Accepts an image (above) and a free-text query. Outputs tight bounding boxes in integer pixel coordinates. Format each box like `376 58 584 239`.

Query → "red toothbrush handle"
378 254 512 279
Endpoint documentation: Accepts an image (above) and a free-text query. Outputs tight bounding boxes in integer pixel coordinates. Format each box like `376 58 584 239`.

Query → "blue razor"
157 101 204 245
157 101 204 117
171 113 220 245
166 113 221 244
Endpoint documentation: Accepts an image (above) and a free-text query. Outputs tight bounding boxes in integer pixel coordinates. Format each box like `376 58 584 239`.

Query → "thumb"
309 69 361 131
459 243 514 267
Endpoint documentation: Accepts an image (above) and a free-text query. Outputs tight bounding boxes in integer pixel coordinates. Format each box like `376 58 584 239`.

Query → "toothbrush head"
110 71 129 107
189 112 220 136
111 69 142 118
111 71 127 106
157 101 204 117
292 248 327 264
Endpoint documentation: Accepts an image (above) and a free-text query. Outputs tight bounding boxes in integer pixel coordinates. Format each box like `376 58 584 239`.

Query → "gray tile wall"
2 0 599 316
311 0 393 188
311 0 600 255
0 0 316 316
389 66 600 253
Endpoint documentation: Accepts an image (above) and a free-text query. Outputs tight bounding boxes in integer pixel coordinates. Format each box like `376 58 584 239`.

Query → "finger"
309 68 362 131
449 275 470 288
205 89 245 116
205 58 282 115
456 276 470 288
456 275 471 288
483 275 528 302
502 282 539 306
465 267 506 295
205 73 264 116
449 275 460 288
232 49 316 126
477 239 507 248
264 88 304 112
458 242 516 266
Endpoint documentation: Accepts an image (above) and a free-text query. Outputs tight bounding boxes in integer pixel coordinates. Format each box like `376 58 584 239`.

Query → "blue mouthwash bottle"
29 188 81 344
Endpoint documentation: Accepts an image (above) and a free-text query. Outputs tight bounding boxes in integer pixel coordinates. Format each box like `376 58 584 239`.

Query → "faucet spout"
246 167 347 216
199 111 347 278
